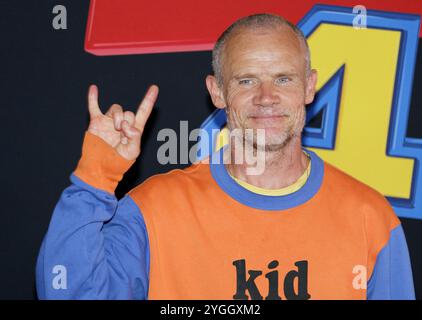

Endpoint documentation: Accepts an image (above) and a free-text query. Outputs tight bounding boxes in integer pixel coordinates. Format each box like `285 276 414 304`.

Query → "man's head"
206 13 318 151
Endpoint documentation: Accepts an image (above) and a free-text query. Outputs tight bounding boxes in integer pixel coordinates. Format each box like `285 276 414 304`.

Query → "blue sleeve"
36 174 150 300
367 224 415 300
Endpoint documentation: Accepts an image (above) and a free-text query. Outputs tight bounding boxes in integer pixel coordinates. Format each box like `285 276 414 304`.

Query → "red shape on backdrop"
85 0 422 56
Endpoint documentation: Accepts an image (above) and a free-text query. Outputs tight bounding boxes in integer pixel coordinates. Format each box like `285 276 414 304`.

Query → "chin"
247 130 292 151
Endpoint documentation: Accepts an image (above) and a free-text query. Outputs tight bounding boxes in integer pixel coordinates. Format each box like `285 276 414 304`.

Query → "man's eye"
276 77 290 84
238 79 254 85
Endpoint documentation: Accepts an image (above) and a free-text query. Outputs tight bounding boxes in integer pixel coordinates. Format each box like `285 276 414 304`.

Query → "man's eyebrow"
232 71 299 80
232 73 258 79
273 72 299 77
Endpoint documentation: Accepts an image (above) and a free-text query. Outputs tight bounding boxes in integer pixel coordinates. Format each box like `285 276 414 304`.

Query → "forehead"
223 26 306 75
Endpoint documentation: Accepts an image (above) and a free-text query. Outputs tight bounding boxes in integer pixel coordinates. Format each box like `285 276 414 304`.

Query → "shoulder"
322 160 400 229
127 161 210 201
319 161 405 281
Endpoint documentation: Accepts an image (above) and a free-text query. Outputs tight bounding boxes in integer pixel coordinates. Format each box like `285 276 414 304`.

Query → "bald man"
36 14 414 300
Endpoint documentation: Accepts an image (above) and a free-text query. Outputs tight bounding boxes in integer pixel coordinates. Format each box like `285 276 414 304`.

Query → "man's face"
208 26 317 151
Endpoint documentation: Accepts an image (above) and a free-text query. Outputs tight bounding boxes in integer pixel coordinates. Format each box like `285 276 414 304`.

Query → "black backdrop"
1 1 421 299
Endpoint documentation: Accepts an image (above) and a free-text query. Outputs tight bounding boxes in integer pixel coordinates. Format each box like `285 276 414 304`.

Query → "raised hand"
86 84 159 161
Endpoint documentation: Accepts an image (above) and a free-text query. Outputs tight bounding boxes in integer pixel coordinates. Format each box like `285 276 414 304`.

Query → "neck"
225 135 309 189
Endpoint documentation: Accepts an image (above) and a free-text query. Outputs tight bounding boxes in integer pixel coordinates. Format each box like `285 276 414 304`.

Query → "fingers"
123 111 136 127
87 84 102 118
117 121 142 160
135 85 159 131
120 112 136 145
105 104 124 130
121 120 141 142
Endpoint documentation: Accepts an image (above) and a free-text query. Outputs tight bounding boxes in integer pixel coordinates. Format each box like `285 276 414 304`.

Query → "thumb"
116 120 142 160
121 120 142 142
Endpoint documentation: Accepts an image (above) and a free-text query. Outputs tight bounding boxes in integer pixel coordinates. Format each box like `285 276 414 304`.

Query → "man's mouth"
249 115 287 119
248 114 288 123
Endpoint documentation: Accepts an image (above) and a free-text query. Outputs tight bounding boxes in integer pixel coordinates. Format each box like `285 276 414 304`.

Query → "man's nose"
253 82 280 107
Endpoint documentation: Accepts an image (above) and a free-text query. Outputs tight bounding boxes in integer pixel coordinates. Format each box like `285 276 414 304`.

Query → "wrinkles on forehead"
221 26 308 86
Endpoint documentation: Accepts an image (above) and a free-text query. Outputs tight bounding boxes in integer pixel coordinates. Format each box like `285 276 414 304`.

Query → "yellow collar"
228 153 311 196
217 127 311 196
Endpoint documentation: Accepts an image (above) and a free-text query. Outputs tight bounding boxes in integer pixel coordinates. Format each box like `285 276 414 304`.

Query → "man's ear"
305 69 318 105
206 75 226 109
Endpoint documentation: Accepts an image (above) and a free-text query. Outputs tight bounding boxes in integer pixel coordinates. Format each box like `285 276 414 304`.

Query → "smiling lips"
249 115 286 119
247 114 289 129
248 114 288 121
